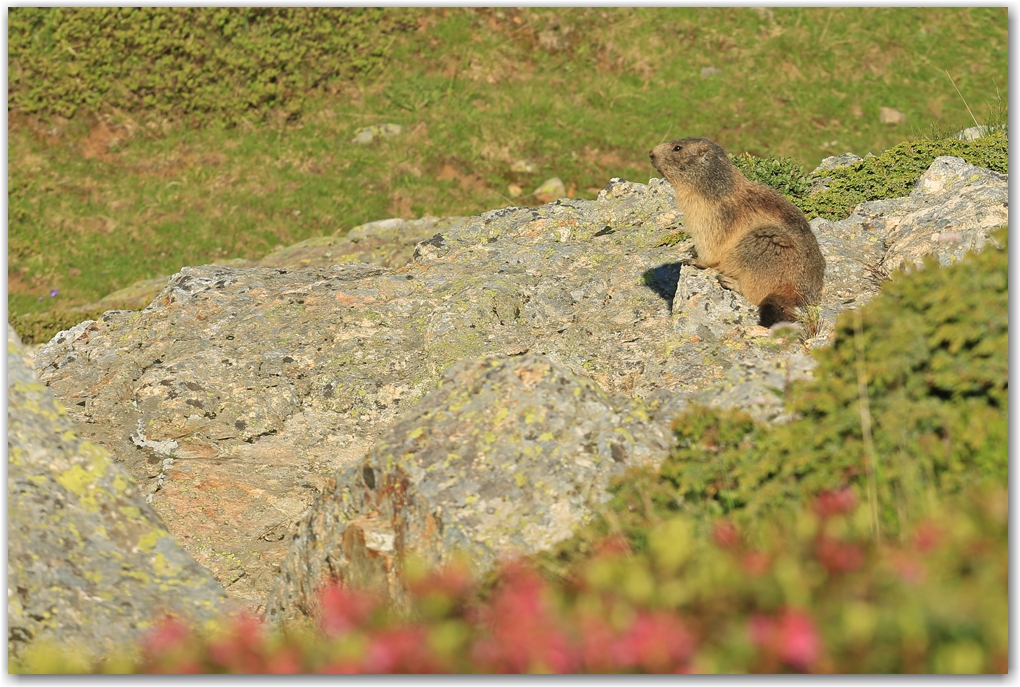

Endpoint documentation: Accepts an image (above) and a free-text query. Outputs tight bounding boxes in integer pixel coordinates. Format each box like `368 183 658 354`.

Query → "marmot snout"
649 136 825 326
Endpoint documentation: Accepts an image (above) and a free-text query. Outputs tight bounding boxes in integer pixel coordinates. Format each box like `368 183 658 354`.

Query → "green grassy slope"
7 7 1007 324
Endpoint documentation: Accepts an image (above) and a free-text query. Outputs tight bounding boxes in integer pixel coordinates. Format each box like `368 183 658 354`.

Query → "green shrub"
797 130 1008 221
8 8 417 126
15 482 1006 673
642 227 1005 537
731 153 811 202
555 226 1007 555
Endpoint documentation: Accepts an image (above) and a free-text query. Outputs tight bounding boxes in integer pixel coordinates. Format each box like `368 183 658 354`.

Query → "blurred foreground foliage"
15 483 1006 674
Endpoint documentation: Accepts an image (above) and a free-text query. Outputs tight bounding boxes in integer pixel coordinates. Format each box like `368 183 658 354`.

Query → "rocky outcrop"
266 353 673 623
70 216 468 314
7 325 234 662
32 155 1007 617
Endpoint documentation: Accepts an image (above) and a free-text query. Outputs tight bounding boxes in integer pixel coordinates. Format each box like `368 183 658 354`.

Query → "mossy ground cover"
7 7 1007 329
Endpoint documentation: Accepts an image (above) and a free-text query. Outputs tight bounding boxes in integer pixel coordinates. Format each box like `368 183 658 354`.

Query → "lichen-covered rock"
70 216 467 315
265 353 672 623
33 155 1007 613
808 155 1007 316
7 325 233 663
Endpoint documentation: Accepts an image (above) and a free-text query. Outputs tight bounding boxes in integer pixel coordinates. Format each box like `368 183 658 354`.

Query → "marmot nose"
648 150 656 161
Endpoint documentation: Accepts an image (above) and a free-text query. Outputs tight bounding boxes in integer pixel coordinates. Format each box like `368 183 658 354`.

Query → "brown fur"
649 137 825 326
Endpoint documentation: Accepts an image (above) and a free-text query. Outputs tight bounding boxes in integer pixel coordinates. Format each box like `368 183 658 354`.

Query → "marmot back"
649 136 825 326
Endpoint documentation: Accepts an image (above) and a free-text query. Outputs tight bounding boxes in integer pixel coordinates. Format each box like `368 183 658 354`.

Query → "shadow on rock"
641 262 684 311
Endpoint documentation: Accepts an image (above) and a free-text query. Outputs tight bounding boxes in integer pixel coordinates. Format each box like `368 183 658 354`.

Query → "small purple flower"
49 289 58 298
37 296 44 302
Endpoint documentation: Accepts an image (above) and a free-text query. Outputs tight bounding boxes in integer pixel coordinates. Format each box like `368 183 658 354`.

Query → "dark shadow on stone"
641 263 683 312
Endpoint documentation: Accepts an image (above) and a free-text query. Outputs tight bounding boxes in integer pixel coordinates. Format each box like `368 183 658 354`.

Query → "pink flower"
142 615 192 656
749 609 822 672
364 627 438 673
814 488 857 518
207 614 268 672
470 563 578 673
317 583 378 636
611 610 695 673
815 535 864 574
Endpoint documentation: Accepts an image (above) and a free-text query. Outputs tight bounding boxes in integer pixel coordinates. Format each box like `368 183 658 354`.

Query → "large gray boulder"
7 325 234 664
266 353 672 622
32 155 1007 615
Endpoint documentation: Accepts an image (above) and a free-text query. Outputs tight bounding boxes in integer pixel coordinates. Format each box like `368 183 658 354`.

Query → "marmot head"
649 137 736 199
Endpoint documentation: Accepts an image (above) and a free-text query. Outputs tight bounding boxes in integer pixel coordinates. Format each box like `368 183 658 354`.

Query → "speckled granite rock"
70 216 467 314
810 156 1007 320
266 353 672 622
33 154 1007 615
7 325 234 663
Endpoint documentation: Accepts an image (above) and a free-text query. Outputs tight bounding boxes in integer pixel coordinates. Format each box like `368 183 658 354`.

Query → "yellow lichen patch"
12 381 48 395
152 552 175 578
55 464 95 497
538 431 555 442
613 427 635 443
123 569 152 584
61 430 77 442
112 472 130 494
625 406 651 423
79 441 110 478
12 640 95 674
28 474 48 486
118 506 141 519
137 528 164 552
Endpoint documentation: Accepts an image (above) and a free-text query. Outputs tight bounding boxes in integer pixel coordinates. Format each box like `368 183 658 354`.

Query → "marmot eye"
673 145 683 152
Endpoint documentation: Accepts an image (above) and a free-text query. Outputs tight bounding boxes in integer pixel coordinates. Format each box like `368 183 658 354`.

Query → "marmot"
649 137 825 327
